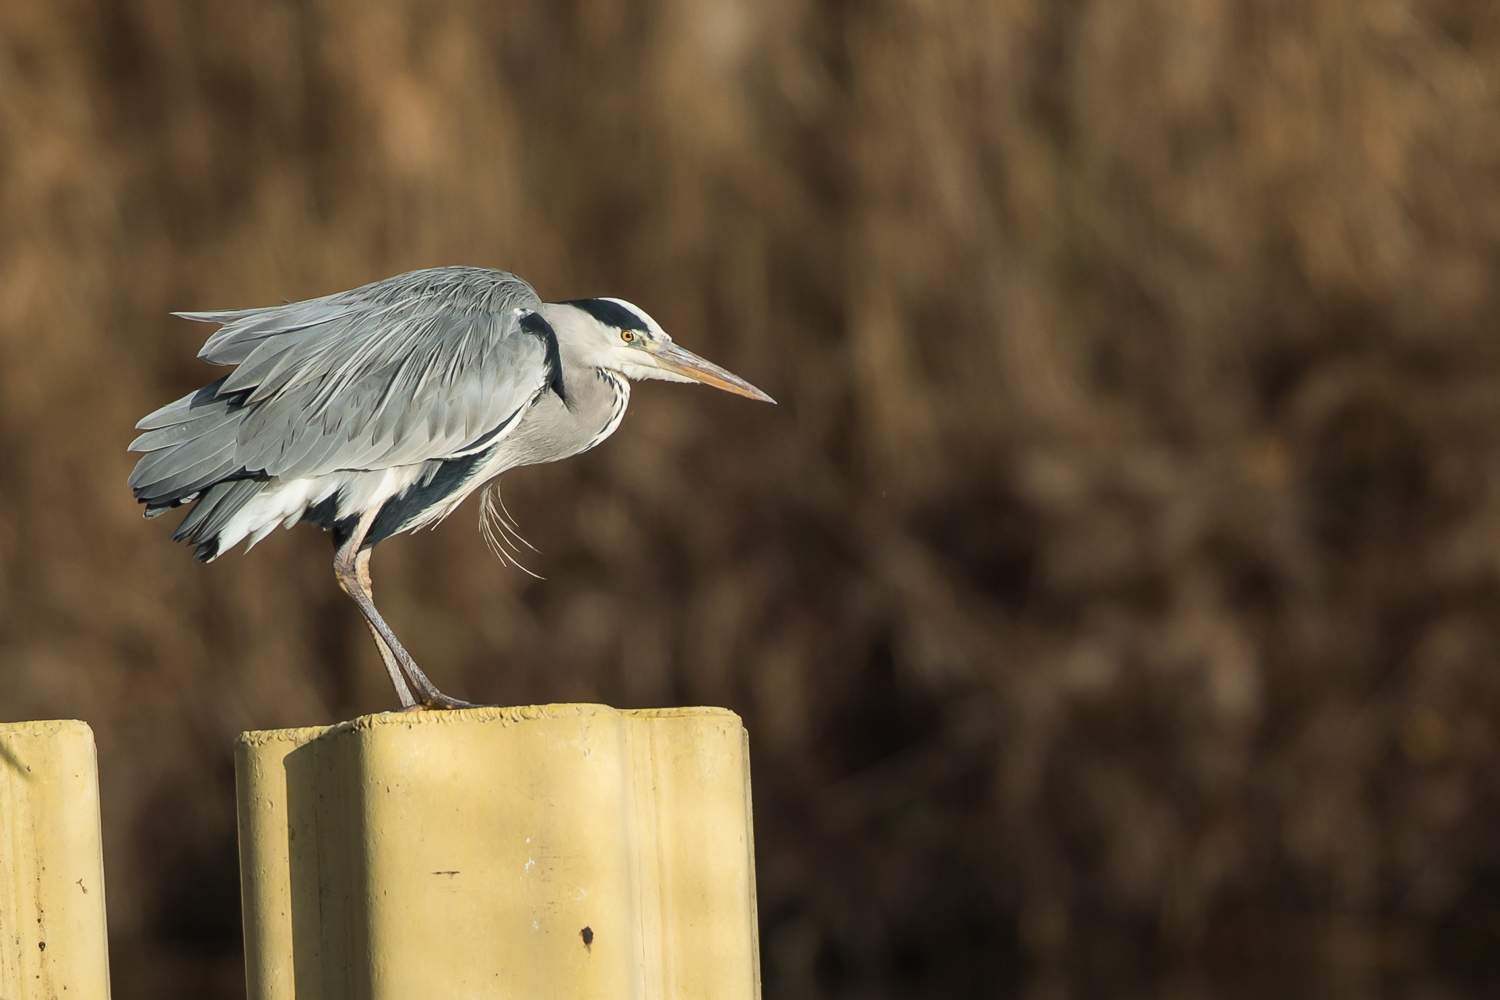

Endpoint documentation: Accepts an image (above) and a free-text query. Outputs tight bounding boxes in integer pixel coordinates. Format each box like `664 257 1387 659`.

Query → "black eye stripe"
565 298 650 333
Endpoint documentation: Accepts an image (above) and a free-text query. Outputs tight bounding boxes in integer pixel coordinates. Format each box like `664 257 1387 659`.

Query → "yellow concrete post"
0 720 112 1000
235 705 761 1000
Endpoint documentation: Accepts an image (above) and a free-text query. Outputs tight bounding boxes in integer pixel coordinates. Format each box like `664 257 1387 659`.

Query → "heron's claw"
412 692 480 711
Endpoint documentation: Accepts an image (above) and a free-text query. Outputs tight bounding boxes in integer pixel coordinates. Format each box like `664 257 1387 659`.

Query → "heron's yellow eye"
621 330 636 343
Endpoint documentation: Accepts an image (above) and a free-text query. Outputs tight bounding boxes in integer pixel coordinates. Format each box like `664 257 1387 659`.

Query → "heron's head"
541 298 774 403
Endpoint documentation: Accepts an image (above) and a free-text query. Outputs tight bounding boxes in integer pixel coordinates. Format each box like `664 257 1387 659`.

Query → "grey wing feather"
128 378 251 506
129 267 557 507
188 299 364 366
172 479 263 546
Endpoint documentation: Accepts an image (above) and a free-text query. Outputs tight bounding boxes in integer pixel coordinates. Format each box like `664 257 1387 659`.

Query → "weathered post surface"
0 720 112 1000
235 704 761 1000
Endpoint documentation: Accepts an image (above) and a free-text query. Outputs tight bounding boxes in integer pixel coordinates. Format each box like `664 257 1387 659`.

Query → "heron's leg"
354 549 476 710
365 621 417 709
334 522 416 708
348 549 416 710
333 510 476 710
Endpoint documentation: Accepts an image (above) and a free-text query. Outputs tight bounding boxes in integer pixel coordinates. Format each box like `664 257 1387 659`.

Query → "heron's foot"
403 690 480 711
395 670 478 709
392 651 478 709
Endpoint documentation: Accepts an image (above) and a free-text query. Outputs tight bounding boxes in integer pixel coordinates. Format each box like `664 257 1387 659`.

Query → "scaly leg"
333 509 476 710
339 548 416 709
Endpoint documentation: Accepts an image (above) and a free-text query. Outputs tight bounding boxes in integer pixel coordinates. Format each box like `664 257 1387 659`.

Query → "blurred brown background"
3 0 1500 997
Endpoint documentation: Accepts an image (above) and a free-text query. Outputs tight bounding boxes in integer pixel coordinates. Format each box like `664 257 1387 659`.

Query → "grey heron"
128 267 773 709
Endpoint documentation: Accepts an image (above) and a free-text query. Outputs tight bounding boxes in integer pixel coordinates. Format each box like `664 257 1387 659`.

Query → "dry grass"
3 0 1500 996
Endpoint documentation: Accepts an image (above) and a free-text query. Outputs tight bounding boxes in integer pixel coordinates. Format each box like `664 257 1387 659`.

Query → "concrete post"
0 720 112 1000
235 704 761 1000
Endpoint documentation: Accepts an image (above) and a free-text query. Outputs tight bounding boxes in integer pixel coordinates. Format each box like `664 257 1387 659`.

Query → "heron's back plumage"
129 267 562 559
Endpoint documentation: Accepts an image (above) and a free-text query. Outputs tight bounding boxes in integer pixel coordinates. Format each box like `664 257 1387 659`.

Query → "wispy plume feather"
479 481 543 579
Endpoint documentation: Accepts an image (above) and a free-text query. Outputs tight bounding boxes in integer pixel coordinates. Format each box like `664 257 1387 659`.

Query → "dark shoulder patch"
519 309 565 402
364 448 493 547
564 298 650 333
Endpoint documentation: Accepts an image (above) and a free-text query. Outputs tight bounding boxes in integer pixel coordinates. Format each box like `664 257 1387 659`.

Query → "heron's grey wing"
184 299 358 366
131 268 558 492
233 306 553 478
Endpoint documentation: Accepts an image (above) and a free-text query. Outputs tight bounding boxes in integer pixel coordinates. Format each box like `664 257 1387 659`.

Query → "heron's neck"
583 366 630 409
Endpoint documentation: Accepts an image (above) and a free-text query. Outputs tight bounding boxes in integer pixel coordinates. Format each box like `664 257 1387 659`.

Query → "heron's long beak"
651 342 776 403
